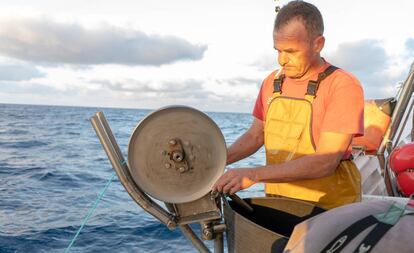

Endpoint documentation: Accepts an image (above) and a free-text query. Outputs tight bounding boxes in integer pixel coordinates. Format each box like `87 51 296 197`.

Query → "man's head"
273 1 325 79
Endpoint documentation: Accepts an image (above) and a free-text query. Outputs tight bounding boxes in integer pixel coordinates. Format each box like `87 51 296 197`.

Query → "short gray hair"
274 1 324 39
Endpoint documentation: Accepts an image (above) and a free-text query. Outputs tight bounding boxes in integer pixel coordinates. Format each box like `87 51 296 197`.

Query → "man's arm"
226 118 264 165
213 131 353 195
256 131 352 182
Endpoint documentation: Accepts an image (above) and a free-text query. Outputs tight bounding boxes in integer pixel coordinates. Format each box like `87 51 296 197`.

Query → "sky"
0 0 413 113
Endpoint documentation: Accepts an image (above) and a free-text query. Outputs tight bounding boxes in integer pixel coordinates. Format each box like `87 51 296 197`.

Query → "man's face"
273 19 322 79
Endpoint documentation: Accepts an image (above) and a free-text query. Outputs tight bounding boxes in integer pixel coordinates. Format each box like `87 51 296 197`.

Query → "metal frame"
377 62 414 196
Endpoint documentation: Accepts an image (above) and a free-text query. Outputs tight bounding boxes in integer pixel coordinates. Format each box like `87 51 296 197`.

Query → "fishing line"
64 161 124 252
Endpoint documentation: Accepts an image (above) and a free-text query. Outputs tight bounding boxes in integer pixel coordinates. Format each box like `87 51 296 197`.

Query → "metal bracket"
166 138 190 173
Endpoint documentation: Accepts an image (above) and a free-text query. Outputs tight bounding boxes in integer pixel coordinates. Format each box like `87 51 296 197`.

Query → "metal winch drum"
90 106 323 253
127 106 227 204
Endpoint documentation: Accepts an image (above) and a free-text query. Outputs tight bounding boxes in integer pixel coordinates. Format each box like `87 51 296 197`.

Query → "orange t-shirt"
253 62 364 159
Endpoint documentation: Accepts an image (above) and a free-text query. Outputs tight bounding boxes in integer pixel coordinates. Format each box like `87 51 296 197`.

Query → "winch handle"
228 194 254 213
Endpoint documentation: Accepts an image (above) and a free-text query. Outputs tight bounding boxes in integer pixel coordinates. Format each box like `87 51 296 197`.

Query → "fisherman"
212 0 364 209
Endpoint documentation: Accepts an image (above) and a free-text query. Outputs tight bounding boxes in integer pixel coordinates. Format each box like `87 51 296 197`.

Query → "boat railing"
377 61 414 196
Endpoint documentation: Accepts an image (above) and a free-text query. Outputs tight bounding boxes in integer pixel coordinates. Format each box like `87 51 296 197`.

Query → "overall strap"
306 65 339 98
273 74 285 95
272 65 339 101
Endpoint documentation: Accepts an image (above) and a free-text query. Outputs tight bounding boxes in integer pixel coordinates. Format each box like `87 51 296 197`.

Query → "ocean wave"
0 140 48 149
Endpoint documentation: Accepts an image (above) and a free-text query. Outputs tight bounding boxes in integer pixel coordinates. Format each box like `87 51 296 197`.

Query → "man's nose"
278 52 288 66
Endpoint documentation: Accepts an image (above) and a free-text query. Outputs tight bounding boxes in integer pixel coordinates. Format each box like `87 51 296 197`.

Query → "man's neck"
294 57 325 81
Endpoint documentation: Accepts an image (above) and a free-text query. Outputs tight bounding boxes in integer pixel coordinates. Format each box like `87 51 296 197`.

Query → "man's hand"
212 168 257 195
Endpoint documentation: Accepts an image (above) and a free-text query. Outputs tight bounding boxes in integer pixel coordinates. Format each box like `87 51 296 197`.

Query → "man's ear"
314 35 325 53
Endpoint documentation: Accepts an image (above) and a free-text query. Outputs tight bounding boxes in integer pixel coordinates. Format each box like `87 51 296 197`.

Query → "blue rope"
64 166 120 253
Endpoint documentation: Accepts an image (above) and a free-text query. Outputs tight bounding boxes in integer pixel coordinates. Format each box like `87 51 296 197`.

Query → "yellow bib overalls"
264 66 361 209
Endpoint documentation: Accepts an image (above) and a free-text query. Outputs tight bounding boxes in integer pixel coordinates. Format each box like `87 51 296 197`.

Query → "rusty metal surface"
128 106 226 203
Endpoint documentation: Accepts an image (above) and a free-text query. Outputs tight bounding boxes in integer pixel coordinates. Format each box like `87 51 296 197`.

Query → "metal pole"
96 112 125 166
90 112 176 229
412 102 414 142
214 232 224 253
393 96 414 146
180 225 211 253
213 196 225 253
379 154 398 196
378 62 414 154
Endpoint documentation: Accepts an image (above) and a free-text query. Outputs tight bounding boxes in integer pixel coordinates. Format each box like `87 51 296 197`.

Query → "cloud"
0 81 76 95
0 17 207 66
0 63 45 81
92 79 155 93
327 39 389 73
223 77 263 87
93 78 205 94
405 38 414 51
90 78 216 102
404 38 414 58
324 39 410 98
89 76 260 107
0 74 259 112
250 53 277 72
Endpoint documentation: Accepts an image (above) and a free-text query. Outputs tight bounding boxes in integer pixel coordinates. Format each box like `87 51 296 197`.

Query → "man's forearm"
254 152 342 183
254 132 352 183
227 131 263 165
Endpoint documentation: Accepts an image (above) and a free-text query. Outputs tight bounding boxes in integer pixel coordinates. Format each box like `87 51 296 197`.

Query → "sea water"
0 103 265 253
